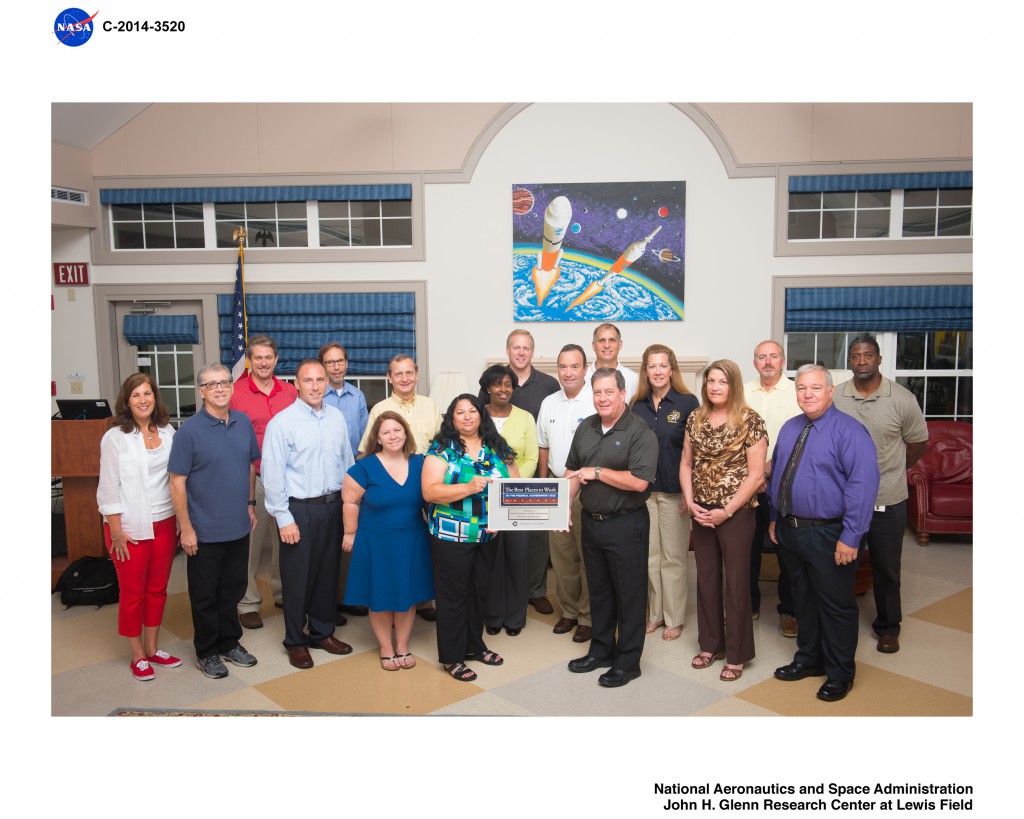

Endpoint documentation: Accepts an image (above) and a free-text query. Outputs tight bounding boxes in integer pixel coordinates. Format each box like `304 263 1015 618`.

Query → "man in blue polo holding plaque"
563 368 658 688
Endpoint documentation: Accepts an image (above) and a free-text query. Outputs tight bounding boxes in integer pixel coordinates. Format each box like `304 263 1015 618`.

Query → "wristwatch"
594 467 603 482
248 499 257 506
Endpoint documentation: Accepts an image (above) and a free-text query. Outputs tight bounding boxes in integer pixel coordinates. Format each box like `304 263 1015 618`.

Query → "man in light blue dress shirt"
262 359 355 669
318 342 370 618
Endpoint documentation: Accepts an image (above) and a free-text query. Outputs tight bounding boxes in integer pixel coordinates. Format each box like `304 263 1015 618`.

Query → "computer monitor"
56 399 113 420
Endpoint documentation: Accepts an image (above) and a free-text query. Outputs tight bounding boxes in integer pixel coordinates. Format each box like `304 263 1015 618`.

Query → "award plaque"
487 478 570 531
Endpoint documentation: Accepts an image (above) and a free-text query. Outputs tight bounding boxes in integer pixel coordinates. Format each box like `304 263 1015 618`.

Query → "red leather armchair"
906 420 972 546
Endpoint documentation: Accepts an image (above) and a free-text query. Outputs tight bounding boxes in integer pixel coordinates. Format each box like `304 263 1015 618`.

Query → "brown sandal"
380 655 400 672
662 626 682 641
691 652 725 669
720 664 744 682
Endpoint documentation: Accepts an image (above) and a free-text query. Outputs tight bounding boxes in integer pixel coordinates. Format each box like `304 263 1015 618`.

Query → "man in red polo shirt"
230 335 298 630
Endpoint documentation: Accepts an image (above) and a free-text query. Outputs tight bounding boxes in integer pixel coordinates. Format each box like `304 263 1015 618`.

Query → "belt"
289 492 341 505
586 506 644 521
779 515 841 529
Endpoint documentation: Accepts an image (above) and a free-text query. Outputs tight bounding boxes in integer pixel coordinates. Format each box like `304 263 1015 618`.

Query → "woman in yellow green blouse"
479 364 539 637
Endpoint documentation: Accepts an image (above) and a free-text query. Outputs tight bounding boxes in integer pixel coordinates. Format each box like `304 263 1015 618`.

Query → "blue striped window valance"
217 293 416 376
789 172 972 193
101 185 413 205
785 285 972 332
123 314 200 345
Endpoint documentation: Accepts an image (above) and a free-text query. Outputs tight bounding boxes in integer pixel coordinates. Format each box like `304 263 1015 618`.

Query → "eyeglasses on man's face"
199 380 232 390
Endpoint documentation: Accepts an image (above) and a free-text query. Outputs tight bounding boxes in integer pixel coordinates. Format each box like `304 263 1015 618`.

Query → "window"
781 170 973 250
902 188 973 237
134 343 196 425
784 330 972 422
111 203 205 249
319 200 413 247
101 184 416 254
789 190 891 240
215 202 308 249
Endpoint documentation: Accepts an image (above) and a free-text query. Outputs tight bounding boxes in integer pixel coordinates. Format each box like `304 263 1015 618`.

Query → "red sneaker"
147 649 182 668
130 659 155 681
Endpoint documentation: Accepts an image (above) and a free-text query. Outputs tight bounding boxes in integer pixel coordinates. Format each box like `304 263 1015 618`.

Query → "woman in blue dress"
342 411 434 671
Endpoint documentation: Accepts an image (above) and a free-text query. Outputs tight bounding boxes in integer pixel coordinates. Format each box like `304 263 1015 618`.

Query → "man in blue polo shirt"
169 363 261 680
318 341 369 620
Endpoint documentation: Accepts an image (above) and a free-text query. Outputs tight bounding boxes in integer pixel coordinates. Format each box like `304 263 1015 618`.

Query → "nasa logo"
54 8 97 47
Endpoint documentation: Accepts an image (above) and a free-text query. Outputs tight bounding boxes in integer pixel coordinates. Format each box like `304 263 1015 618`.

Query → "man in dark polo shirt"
505 328 560 614
169 363 261 680
564 368 658 688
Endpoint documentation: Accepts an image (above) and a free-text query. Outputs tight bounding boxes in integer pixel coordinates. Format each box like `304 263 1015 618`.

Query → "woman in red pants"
97 373 181 681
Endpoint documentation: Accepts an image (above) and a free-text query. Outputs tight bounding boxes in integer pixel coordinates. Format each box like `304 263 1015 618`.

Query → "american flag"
230 245 248 381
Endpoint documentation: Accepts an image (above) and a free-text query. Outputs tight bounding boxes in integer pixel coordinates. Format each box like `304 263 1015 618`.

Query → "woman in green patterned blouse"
422 394 520 682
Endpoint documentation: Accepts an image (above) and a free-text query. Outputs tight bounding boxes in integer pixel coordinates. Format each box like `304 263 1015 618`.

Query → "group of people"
97 324 929 703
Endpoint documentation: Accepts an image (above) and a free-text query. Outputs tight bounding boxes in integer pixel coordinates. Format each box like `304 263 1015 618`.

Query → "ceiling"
51 103 151 150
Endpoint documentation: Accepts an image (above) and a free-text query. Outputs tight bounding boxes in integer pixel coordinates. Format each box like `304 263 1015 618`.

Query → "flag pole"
233 226 249 375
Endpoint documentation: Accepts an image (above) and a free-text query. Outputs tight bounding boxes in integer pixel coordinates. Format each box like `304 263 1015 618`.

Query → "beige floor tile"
255 649 483 715
908 587 972 633
737 663 971 716
692 698 782 717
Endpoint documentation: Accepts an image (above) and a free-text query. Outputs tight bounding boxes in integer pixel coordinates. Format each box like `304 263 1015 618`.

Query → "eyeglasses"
323 358 347 366
199 380 232 390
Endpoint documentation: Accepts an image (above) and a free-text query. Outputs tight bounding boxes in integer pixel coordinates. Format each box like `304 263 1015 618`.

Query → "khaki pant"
547 496 590 625
646 492 691 628
237 475 282 613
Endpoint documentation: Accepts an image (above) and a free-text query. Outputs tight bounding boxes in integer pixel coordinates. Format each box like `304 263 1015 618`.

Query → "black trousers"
483 530 530 630
430 534 488 665
187 535 249 659
750 492 794 615
279 498 342 649
863 501 907 636
777 519 859 683
581 506 649 673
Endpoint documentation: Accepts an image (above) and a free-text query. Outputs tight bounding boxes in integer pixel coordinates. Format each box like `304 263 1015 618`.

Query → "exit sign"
53 263 90 286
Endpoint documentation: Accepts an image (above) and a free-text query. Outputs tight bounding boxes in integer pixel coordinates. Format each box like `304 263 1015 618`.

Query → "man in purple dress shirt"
767 365 879 702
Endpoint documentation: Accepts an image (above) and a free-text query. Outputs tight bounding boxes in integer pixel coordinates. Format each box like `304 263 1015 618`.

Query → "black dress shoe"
568 655 613 673
505 627 522 637
774 661 827 681
817 678 854 702
339 604 369 617
598 667 642 688
416 606 437 622
485 625 502 636
335 612 348 627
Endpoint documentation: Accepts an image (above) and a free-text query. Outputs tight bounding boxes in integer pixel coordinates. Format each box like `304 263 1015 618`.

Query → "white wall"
51 103 972 403
51 228 99 409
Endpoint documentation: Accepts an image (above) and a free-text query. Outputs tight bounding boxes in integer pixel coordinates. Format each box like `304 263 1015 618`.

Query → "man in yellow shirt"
359 354 442 456
743 340 801 637
359 354 442 620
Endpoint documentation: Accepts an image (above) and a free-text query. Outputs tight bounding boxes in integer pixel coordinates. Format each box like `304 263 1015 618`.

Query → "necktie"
778 419 813 518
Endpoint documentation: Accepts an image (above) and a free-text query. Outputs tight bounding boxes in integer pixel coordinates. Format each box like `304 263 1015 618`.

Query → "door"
113 300 208 426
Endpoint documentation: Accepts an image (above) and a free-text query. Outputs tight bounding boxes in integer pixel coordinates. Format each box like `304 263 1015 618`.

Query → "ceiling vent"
52 186 88 205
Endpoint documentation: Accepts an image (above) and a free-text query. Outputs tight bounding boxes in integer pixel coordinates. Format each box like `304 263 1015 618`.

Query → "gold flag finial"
232 226 248 244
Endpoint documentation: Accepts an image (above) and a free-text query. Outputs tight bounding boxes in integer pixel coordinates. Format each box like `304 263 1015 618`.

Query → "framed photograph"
487 478 571 531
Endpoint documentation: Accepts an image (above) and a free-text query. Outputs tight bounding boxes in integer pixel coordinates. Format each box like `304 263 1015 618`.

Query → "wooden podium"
52 419 115 587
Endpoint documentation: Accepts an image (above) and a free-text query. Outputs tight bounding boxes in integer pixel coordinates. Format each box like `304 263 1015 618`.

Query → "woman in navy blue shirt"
630 344 700 641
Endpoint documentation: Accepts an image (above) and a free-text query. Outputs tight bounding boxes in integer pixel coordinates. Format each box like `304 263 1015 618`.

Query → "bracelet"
344 531 356 536
724 507 733 518
111 532 126 542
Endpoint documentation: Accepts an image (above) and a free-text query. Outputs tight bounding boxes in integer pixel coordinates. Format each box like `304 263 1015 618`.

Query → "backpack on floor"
55 556 119 608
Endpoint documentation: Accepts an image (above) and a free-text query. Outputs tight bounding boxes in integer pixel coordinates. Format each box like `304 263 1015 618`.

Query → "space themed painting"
512 181 685 322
